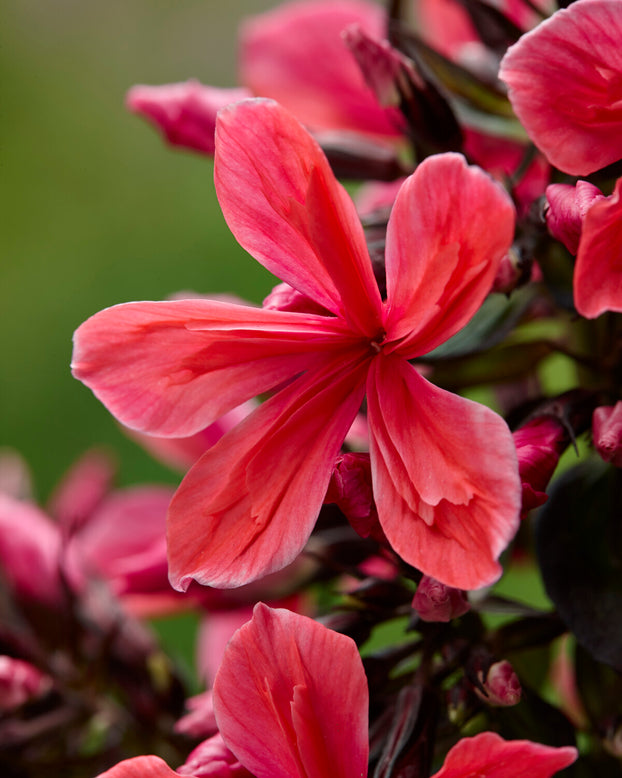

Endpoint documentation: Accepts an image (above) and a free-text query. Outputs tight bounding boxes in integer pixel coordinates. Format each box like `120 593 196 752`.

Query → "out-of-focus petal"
593 401 622 467
213 604 368 778
125 401 258 472
96 756 187 778
383 153 515 357
239 0 401 139
167 352 369 590
0 494 64 606
46 448 115 533
430 731 577 777
126 81 251 156
574 175 622 318
72 298 351 437
177 734 253 778
214 99 383 334
499 0 622 175
367 356 520 590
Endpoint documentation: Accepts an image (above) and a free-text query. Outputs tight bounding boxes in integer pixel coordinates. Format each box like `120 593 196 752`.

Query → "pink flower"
593 401 622 467
212 604 368 778
72 98 521 592
430 731 577 777
177 734 252 778
499 0 622 176
128 0 401 157
545 181 605 256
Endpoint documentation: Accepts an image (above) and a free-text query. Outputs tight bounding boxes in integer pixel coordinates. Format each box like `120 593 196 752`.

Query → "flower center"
369 330 386 354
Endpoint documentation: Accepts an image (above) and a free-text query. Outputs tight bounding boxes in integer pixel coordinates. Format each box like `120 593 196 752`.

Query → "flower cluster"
4 0 622 774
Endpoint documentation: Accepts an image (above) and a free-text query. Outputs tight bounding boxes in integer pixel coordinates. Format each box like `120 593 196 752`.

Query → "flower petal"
239 0 400 138
383 153 515 357
431 731 577 777
367 356 520 590
95 755 184 778
167 352 369 590
213 604 369 778
215 99 383 334
499 0 622 175
574 175 622 318
72 298 351 437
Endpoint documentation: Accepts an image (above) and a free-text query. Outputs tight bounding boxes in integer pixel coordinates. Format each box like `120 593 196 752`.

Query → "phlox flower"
72 98 521 592
499 0 622 176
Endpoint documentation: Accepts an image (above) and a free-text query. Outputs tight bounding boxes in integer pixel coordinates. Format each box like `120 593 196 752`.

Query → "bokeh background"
2 0 279 500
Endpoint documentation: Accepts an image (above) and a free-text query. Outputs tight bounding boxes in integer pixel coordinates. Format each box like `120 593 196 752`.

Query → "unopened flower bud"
490 247 525 295
126 80 251 156
342 24 421 108
476 660 522 707
412 575 470 622
0 656 52 711
325 453 385 543
593 402 622 467
513 416 568 517
545 181 604 255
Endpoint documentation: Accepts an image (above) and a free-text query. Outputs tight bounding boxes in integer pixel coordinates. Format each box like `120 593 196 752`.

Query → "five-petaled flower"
72 98 521 593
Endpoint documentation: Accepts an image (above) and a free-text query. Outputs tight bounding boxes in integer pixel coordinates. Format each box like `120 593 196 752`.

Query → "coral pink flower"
128 0 401 157
499 0 622 176
213 604 368 778
430 731 577 777
72 98 520 592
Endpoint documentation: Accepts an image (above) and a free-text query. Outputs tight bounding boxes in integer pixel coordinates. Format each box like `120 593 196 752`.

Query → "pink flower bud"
476 660 522 707
342 24 421 108
545 181 604 255
126 81 251 156
490 248 524 295
0 656 52 710
325 453 385 542
412 575 470 622
593 402 622 467
513 416 568 517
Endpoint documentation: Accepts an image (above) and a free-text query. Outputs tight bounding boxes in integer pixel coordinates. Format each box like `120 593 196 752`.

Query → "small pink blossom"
412 574 470 622
430 731 577 777
593 402 622 467
73 99 521 592
499 0 622 176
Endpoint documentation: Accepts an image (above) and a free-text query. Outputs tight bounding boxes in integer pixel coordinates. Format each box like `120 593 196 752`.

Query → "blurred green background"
2 0 277 500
